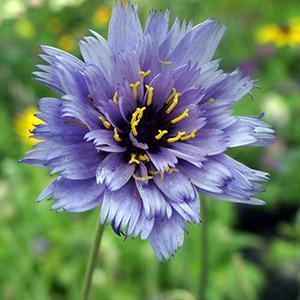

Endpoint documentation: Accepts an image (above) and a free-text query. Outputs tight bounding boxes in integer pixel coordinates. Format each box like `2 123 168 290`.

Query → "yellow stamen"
149 170 164 180
145 85 154 106
132 174 153 182
165 93 180 114
131 121 139 136
113 128 122 142
166 88 177 104
130 107 146 136
130 81 141 100
140 70 151 80
131 107 146 124
98 116 111 129
167 131 186 143
206 97 216 104
165 167 180 174
155 130 168 140
113 91 118 105
181 129 197 141
160 60 172 69
139 154 150 162
129 153 140 165
171 108 189 124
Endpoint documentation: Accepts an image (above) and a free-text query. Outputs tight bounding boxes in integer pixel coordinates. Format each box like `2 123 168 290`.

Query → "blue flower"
22 1 274 260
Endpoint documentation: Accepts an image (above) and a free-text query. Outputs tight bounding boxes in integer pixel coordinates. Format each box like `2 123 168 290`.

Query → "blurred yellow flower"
57 34 76 52
256 18 300 47
93 5 111 27
15 19 35 39
15 107 44 145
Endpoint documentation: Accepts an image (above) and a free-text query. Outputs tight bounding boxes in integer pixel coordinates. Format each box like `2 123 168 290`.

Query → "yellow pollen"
181 129 197 141
132 174 153 182
140 70 151 80
113 91 118 105
206 97 216 104
130 107 146 136
131 121 139 136
165 93 180 114
139 154 150 162
149 170 164 180
98 116 111 129
165 167 180 174
131 107 146 123
167 131 186 143
130 81 141 100
113 128 122 142
129 153 140 165
166 88 177 104
155 130 168 140
160 60 172 69
171 108 189 124
145 85 154 106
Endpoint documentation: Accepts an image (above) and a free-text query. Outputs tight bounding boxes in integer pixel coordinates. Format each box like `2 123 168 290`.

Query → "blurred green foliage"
0 0 299 299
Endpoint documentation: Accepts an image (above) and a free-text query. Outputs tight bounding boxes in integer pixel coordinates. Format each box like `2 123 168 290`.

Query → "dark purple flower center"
97 69 197 181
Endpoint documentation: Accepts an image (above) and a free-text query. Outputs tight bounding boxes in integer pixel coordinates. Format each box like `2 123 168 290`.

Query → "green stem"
81 217 105 300
199 197 208 300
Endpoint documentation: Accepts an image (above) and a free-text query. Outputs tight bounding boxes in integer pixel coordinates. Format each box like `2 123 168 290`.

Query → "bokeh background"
0 0 300 299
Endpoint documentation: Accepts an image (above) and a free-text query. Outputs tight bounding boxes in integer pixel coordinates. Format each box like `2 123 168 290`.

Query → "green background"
0 0 299 299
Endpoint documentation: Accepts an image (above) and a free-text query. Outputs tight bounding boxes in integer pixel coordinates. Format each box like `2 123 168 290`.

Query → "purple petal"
153 171 196 202
85 129 127 153
129 132 149 150
173 62 200 92
159 18 193 61
131 209 155 240
168 142 206 167
38 176 104 212
108 2 143 53
145 9 170 45
61 95 99 130
170 198 200 223
167 19 226 68
147 147 178 172
96 153 135 191
33 123 87 144
203 69 255 104
148 212 186 261
136 180 172 219
191 129 228 156
79 30 113 80
100 181 146 237
182 154 268 205
83 64 114 109
225 116 275 147
146 69 173 111
46 142 100 180
117 81 138 121
139 35 161 82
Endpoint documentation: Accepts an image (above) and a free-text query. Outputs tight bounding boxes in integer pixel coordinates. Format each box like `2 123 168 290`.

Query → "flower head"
22 1 274 260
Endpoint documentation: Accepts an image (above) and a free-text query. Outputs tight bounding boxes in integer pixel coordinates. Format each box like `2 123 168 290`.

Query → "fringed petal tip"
148 213 186 262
